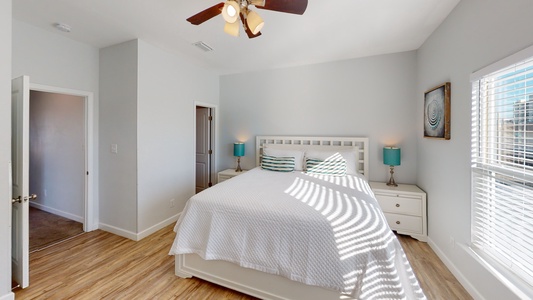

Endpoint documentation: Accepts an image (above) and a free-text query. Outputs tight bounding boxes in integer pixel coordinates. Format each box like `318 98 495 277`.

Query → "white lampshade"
246 10 264 34
222 1 240 24
224 21 240 37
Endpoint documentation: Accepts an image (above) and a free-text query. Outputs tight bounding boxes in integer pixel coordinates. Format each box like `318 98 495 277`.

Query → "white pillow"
263 146 305 171
305 147 359 175
306 157 347 176
261 155 295 172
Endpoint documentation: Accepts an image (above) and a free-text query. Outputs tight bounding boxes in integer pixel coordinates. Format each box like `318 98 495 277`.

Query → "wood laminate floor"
14 225 472 300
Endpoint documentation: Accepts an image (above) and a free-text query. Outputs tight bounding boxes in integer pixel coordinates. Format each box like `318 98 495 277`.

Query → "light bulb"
222 1 240 24
227 5 236 17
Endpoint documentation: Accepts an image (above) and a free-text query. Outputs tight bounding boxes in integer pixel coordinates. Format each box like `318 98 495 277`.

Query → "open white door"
11 76 31 288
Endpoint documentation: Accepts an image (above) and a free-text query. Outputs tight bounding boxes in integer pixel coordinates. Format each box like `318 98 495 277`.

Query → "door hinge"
208 150 212 155
208 116 213 121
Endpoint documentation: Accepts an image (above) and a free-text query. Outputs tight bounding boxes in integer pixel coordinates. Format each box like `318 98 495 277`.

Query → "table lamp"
383 147 401 187
234 142 245 172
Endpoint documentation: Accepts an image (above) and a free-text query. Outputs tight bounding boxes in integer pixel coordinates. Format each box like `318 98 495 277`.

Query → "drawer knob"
395 203 400 208
396 221 401 225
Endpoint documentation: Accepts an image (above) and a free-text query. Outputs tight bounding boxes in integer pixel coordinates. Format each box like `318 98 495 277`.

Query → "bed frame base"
175 254 352 300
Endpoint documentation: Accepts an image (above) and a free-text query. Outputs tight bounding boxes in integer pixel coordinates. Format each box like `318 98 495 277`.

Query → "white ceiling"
13 0 460 75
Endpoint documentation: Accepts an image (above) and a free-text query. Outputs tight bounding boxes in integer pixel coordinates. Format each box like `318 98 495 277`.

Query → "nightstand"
217 169 248 183
369 181 427 242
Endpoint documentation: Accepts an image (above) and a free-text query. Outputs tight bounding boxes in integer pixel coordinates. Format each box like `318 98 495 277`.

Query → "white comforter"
169 168 426 299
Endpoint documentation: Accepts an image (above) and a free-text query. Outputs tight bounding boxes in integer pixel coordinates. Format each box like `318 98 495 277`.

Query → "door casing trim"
29 83 96 232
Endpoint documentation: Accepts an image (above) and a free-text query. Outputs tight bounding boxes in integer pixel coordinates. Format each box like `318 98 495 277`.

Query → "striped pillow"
261 155 295 172
306 156 347 176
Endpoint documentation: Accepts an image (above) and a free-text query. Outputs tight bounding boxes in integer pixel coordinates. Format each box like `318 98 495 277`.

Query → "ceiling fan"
186 0 308 39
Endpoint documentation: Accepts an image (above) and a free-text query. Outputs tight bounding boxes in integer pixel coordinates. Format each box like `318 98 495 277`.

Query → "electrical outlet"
449 236 455 249
170 198 175 208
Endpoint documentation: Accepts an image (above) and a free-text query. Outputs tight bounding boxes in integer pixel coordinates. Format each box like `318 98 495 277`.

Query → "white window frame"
470 44 533 297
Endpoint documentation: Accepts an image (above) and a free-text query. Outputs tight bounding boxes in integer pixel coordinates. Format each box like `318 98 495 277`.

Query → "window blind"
471 55 533 287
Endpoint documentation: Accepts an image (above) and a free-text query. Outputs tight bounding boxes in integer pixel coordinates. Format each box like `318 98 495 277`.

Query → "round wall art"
424 82 451 139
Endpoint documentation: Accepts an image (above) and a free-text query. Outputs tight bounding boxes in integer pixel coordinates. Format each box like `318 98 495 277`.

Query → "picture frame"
424 82 451 140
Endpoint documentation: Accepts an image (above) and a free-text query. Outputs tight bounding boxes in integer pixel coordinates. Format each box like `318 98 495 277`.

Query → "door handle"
11 194 37 204
12 196 22 204
25 194 37 201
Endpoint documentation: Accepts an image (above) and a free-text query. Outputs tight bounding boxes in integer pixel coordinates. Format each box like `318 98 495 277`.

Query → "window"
471 47 533 287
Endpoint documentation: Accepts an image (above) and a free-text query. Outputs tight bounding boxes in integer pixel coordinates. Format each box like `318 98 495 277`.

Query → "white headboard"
256 136 369 178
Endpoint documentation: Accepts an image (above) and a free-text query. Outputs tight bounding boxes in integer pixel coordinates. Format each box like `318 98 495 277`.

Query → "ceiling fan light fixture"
224 21 240 37
249 0 265 7
246 10 264 35
222 1 240 23
186 0 308 39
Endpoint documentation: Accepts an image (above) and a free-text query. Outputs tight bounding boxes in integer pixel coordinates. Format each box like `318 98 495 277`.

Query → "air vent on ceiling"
192 41 213 52
54 22 71 33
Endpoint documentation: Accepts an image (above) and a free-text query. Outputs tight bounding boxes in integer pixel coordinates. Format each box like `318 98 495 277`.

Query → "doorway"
11 77 96 289
28 90 85 252
29 83 96 232
195 103 216 193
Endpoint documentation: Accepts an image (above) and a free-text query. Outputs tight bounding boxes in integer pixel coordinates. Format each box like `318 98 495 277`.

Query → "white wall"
11 19 100 229
12 21 99 92
99 40 139 235
29 91 85 221
0 1 13 299
219 51 418 183
99 39 219 239
136 40 219 234
416 0 533 299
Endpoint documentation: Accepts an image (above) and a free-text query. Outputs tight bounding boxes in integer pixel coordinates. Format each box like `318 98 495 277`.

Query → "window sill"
462 243 533 299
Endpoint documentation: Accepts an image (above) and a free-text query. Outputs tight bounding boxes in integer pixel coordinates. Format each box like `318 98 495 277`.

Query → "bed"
169 136 426 300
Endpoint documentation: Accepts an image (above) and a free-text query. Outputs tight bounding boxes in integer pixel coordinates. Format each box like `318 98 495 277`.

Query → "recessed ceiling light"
53 22 71 33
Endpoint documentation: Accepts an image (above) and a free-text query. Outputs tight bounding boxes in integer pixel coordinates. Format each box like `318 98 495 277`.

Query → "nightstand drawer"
218 175 233 183
374 194 421 216
369 181 427 242
217 169 248 184
383 213 423 234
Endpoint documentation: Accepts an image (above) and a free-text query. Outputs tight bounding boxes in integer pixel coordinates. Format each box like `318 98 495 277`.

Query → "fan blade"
255 0 308 15
240 13 262 39
186 2 225 25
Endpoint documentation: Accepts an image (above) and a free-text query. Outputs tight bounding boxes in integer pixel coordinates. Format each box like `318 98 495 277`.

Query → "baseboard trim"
29 202 83 223
98 223 138 241
427 237 483 300
137 213 181 241
99 213 180 241
0 292 15 300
